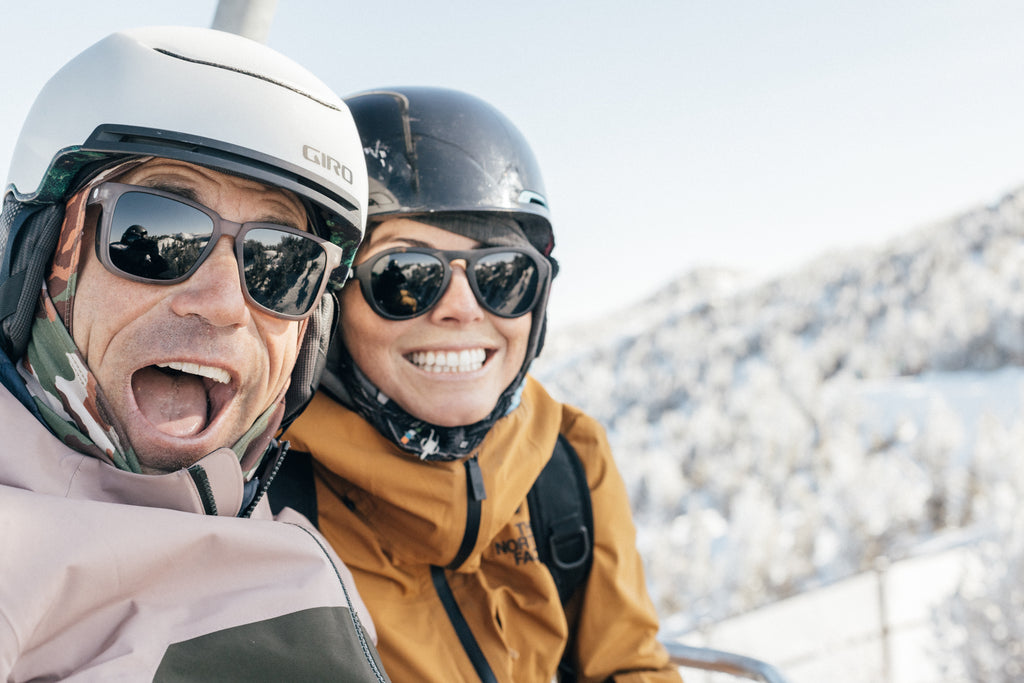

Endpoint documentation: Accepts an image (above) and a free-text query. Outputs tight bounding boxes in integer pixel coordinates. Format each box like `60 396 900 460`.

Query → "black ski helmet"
1 26 369 427
324 86 557 459
346 86 554 256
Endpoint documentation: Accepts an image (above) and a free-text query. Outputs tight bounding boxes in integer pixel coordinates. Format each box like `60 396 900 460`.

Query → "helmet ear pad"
281 289 338 430
0 198 65 360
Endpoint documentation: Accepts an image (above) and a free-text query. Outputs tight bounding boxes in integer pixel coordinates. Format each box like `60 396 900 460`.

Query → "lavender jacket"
0 372 390 682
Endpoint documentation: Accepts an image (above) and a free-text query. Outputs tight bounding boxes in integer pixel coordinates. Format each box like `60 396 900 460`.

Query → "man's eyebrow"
146 181 200 203
254 212 305 230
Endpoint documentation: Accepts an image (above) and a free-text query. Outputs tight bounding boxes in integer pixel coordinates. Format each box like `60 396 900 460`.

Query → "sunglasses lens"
107 191 212 280
242 228 329 317
474 252 539 317
369 251 446 318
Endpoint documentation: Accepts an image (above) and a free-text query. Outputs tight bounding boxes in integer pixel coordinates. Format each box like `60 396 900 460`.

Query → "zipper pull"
466 454 487 501
447 454 487 570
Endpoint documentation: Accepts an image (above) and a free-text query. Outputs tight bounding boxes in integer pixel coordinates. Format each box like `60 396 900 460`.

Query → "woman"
277 87 681 682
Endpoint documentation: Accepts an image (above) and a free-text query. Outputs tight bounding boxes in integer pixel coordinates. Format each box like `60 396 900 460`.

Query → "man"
0 27 389 681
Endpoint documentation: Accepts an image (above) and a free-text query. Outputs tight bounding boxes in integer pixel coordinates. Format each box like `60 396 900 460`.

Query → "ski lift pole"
664 642 792 683
211 0 278 43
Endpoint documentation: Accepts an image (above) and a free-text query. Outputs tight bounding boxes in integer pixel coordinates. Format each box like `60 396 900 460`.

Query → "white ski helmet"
0 26 368 425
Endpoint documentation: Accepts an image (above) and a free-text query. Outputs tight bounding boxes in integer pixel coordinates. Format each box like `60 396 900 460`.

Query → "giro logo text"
303 145 354 184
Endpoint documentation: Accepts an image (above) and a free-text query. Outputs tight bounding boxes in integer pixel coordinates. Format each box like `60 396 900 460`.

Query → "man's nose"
167 237 249 326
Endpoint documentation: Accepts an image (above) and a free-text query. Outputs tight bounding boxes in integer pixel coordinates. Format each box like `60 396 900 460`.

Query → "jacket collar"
0 383 254 516
301 377 563 568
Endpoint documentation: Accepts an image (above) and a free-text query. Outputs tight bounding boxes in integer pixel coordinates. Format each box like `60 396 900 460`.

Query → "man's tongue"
132 366 209 437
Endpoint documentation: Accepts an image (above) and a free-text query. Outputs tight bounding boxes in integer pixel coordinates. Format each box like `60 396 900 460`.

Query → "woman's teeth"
409 349 486 373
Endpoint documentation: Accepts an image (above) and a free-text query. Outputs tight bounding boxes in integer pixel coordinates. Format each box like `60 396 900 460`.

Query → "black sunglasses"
87 182 344 320
351 246 549 320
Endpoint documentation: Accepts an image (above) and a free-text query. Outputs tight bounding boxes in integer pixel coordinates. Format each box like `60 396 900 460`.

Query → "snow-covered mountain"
532 185 1024 656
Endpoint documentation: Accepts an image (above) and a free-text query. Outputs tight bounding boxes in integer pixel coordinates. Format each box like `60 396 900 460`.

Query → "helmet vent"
518 190 548 209
153 48 343 112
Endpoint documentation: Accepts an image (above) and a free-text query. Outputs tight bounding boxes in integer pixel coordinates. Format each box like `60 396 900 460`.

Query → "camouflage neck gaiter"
18 172 284 477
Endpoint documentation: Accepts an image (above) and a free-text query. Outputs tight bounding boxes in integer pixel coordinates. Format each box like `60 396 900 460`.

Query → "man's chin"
129 438 211 474
126 424 239 474
136 458 199 476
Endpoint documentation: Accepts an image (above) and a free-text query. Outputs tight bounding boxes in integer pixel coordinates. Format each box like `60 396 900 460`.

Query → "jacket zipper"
239 439 290 518
448 453 486 569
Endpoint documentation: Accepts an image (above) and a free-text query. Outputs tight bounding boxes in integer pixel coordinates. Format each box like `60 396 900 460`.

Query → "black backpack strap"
267 448 320 528
527 433 595 606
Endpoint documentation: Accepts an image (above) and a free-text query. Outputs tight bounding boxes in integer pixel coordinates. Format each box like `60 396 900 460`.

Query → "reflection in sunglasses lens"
109 192 212 280
475 252 537 316
243 229 327 317
371 252 446 317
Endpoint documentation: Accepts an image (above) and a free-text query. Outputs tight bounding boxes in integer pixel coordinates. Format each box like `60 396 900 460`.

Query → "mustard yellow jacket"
284 376 681 683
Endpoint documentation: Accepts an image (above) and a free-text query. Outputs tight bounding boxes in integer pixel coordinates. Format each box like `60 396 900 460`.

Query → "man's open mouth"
130 361 234 438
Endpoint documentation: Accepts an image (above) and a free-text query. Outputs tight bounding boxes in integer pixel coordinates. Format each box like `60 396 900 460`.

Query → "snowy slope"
532 184 1024 652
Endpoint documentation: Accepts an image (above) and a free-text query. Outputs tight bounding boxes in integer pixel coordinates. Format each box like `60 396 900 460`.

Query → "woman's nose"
429 262 484 323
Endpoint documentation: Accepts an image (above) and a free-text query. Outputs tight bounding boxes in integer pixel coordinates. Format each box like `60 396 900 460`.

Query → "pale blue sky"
5 2 1024 326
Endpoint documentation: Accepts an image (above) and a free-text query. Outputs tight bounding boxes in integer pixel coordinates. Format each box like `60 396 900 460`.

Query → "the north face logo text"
494 522 537 565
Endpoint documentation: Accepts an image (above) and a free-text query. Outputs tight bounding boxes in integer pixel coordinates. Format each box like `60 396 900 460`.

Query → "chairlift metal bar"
665 642 792 683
